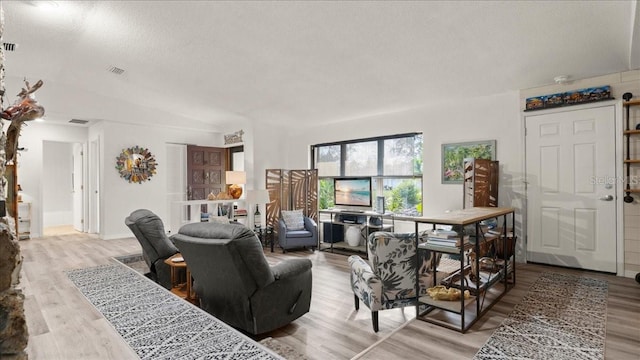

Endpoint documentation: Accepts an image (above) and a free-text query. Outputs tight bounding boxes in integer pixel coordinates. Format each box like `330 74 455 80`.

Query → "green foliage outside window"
318 179 334 209
384 180 421 215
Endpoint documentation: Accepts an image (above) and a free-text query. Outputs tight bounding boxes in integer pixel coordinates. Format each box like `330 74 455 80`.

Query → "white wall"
42 141 74 227
279 91 525 257
285 91 522 212
19 120 228 240
249 121 289 189
97 121 224 240
165 143 187 234
18 123 89 238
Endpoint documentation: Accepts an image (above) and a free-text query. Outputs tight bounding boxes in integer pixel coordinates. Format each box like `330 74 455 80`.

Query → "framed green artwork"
441 140 496 184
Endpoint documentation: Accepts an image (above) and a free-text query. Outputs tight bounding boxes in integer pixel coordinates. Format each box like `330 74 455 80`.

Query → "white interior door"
526 105 617 273
88 138 100 233
72 143 84 232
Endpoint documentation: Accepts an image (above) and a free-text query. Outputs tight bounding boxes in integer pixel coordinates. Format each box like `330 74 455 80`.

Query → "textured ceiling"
2 1 639 131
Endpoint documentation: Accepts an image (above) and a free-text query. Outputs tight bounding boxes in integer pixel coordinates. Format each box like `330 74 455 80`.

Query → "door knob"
599 195 614 201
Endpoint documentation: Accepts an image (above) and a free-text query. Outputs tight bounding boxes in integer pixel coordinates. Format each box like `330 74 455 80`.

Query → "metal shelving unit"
318 209 395 254
409 207 516 333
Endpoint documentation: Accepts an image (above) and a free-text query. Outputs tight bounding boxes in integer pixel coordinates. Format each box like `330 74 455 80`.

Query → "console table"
318 209 395 254
170 199 245 233
408 206 516 333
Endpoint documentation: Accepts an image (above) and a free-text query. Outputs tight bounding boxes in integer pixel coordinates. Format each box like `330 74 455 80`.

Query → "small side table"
164 253 198 304
254 226 275 252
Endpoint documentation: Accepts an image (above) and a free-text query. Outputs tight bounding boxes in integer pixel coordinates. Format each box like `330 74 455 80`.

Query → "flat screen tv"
334 177 372 207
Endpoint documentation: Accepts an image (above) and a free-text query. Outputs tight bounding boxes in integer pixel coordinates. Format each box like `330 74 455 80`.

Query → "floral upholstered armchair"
348 231 448 332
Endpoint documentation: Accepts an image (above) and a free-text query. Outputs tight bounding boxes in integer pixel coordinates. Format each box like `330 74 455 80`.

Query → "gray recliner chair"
171 222 313 335
125 209 179 289
278 216 318 252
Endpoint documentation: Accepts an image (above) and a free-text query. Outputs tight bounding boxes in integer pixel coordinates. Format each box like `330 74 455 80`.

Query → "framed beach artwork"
441 140 496 184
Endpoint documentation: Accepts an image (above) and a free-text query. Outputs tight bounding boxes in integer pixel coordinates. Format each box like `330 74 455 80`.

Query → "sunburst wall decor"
115 146 157 184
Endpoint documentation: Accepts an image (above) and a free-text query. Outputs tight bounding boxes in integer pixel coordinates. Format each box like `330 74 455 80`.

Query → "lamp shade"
255 190 271 204
225 171 246 185
247 189 271 204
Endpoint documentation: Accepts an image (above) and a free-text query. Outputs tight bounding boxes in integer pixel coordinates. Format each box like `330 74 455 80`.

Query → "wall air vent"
2 43 18 52
107 66 125 75
69 119 89 125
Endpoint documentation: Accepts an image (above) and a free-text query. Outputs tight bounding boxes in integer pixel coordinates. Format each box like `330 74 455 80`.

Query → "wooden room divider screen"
265 169 318 233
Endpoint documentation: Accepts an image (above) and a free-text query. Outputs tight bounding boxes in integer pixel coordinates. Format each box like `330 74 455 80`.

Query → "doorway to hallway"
42 141 85 236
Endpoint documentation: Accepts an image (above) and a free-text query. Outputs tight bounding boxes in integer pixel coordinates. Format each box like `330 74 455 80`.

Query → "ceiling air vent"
69 119 89 125
2 43 18 52
107 66 125 75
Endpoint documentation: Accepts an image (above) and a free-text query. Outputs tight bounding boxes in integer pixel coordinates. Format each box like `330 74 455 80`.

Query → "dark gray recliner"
171 222 312 335
125 209 179 289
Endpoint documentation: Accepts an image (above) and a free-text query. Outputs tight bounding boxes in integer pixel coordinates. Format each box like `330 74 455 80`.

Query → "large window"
384 136 422 175
345 141 378 176
316 145 340 177
312 133 423 216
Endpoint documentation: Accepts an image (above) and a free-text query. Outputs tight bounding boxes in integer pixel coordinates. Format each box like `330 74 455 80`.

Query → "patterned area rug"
66 263 283 360
259 337 309 360
113 253 150 275
113 254 150 276
474 272 608 360
112 254 309 358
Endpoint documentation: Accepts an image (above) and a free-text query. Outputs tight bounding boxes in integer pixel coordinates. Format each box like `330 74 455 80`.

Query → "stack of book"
201 212 212 222
486 228 514 238
425 229 469 247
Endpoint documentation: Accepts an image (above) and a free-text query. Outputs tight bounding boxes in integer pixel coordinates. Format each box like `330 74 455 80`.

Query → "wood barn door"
186 146 227 203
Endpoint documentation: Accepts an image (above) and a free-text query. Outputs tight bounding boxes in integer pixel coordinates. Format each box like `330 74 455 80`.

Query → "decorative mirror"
115 146 157 183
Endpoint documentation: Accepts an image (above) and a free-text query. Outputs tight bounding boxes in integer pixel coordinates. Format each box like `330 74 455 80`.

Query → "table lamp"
225 171 246 199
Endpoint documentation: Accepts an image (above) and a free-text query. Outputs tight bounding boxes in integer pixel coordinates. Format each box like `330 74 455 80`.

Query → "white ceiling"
2 1 639 131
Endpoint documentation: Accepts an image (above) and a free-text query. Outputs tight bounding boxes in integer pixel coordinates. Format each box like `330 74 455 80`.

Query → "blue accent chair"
278 216 318 252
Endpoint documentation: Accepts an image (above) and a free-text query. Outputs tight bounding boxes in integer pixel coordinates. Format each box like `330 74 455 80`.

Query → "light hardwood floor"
18 233 640 359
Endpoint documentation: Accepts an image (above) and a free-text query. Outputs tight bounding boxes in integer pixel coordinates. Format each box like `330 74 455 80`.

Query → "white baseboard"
102 233 135 241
